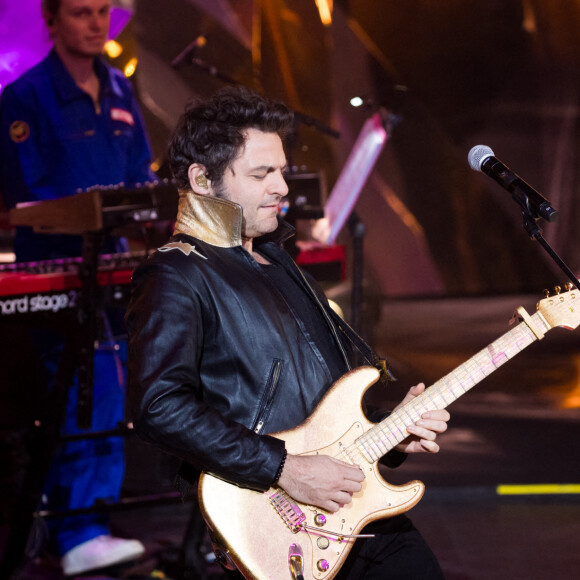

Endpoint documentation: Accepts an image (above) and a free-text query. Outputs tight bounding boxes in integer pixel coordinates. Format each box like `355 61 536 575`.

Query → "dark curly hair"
168 86 294 190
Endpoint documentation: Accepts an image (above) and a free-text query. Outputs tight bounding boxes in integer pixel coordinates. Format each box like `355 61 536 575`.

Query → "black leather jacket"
126 193 391 493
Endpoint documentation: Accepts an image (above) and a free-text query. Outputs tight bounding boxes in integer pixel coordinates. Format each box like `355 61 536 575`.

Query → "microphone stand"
520 209 580 289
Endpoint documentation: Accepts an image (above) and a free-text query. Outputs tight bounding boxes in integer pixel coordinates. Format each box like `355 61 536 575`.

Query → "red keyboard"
0 253 143 320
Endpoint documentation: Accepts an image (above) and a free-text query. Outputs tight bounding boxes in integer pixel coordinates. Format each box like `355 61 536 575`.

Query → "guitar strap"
271 242 396 385
258 218 395 383
326 306 397 383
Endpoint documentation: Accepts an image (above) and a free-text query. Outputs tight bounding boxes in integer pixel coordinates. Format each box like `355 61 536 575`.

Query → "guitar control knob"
314 513 327 526
317 559 330 572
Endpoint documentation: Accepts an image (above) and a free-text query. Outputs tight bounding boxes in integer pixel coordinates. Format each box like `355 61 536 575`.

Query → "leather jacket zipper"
253 359 283 434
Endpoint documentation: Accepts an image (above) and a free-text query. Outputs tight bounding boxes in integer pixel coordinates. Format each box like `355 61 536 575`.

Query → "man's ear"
188 164 211 194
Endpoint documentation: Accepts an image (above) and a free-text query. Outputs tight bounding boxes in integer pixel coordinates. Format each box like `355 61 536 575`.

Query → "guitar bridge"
269 490 306 533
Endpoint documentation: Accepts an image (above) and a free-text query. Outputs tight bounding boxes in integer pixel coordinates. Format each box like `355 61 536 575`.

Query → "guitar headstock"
537 285 580 330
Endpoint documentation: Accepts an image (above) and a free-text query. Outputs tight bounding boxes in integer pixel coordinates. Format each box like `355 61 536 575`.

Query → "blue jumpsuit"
0 48 156 554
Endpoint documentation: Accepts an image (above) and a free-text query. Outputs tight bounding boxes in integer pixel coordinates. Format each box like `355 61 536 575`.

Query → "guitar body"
199 367 425 580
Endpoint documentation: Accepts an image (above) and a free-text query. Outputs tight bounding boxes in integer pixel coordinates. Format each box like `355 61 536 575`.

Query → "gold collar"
173 190 243 248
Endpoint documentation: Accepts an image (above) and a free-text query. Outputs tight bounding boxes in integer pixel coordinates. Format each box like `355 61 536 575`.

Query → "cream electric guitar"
199 288 580 580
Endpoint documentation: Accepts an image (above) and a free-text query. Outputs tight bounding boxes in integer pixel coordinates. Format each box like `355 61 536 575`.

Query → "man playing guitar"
126 86 450 579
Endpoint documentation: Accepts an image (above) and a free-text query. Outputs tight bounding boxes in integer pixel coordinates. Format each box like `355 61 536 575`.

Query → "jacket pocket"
252 359 283 434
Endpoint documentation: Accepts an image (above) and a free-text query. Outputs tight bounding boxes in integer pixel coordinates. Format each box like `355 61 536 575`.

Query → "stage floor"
2 293 580 579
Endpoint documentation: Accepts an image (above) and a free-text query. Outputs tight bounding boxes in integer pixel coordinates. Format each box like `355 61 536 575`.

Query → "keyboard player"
0 0 156 574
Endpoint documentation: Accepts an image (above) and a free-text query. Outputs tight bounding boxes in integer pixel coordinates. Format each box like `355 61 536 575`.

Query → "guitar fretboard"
352 312 549 463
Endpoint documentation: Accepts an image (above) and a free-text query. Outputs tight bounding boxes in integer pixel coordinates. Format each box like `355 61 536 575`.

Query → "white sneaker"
61 535 145 576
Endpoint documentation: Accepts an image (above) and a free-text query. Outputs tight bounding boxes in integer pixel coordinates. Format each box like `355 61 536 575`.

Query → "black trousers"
224 515 444 579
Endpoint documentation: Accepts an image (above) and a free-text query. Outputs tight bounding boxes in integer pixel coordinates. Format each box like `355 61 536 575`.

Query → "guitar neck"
354 311 550 463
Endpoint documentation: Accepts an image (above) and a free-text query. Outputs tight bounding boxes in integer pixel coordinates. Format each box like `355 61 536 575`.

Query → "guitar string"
376 322 538 445
348 318 540 463
386 322 536 448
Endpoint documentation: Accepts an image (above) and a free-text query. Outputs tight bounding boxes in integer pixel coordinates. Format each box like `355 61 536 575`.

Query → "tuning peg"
553 285 562 295
543 289 550 298
565 283 574 291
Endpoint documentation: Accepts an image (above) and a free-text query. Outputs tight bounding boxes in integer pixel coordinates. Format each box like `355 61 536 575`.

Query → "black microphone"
468 145 558 222
171 36 207 69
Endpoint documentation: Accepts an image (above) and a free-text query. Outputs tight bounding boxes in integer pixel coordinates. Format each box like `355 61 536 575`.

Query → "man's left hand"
393 383 450 454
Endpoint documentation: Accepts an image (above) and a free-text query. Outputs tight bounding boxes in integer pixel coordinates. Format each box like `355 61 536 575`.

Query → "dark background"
126 0 580 297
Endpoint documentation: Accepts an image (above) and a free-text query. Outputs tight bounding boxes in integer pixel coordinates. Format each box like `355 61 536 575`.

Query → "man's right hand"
277 454 365 513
